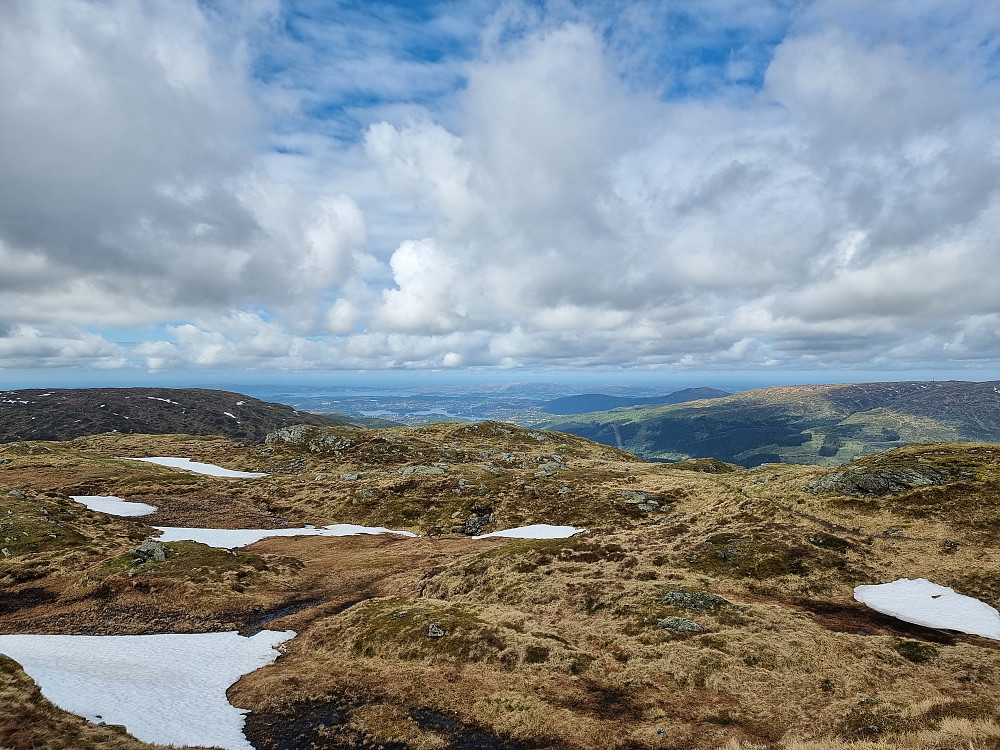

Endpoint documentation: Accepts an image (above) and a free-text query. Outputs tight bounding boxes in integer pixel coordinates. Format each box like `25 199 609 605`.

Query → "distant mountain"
540 380 1000 467
538 387 729 415
0 388 355 443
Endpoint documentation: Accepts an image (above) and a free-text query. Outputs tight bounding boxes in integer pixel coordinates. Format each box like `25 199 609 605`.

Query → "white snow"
854 578 1000 639
236 400 245 406
224 411 237 419
0 630 294 750
146 396 179 405
121 457 268 478
154 523 418 549
70 495 157 517
472 524 587 539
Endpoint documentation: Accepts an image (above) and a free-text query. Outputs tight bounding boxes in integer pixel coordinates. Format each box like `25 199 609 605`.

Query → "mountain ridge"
537 386 730 415
539 380 1000 466
0 387 354 444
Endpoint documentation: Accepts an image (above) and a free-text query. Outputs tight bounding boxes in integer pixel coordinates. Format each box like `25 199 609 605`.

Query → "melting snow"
70 495 157 517
0 630 294 750
154 523 418 549
224 411 237 419
854 578 1000 639
121 457 268 478
236 400 245 405
146 396 179 405
472 524 587 539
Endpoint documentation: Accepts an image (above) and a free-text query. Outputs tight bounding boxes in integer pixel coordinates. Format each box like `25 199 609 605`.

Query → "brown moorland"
1 425 1000 749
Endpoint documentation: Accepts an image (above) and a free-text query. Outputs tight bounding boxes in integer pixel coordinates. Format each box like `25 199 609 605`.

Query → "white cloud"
3 1 1000 374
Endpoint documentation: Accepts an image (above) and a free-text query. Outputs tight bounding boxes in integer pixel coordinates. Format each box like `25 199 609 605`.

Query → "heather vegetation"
2 421 1000 749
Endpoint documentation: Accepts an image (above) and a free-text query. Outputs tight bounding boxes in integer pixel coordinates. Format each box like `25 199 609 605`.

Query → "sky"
1 0 999 387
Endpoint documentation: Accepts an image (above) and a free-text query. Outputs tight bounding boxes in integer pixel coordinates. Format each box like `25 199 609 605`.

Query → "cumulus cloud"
3 0 999 374
0 0 369 349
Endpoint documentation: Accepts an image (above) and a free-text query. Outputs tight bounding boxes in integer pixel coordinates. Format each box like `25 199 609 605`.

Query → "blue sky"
1 0 999 387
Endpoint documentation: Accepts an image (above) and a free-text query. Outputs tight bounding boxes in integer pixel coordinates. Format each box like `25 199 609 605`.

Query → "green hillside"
539 380 1000 466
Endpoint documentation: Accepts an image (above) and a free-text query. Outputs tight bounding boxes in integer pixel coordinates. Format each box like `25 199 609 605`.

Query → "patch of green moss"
84 541 288 584
336 599 509 664
523 645 550 664
838 698 914 739
892 639 939 664
685 534 811 579
806 534 851 553
0 508 88 558
919 698 995 726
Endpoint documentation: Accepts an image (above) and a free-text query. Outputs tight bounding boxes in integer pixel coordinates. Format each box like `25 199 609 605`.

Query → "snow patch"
146 396 180 405
153 523 418 549
224 411 237 419
472 524 587 539
70 495 157 517
236 400 245 405
0 630 294 750
121 457 268 478
854 578 1000 639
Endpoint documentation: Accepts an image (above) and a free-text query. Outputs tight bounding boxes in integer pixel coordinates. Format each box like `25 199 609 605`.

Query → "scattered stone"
427 623 447 638
7 489 27 500
341 473 359 481
1 548 10 558
398 465 445 475
618 490 654 504
656 616 704 633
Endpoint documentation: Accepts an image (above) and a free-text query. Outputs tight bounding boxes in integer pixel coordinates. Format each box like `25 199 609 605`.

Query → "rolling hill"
537 387 729 415
0 388 354 444
539 380 1000 466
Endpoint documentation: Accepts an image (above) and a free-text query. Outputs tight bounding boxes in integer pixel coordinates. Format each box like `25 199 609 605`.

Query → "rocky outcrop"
806 463 971 496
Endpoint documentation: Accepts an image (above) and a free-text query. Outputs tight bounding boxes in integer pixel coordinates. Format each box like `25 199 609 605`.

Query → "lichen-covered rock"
656 616 704 633
132 539 168 564
806 464 968 496
661 588 732 612
265 425 355 453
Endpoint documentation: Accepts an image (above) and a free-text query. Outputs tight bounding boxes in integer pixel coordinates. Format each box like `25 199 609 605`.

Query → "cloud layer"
1 0 999 375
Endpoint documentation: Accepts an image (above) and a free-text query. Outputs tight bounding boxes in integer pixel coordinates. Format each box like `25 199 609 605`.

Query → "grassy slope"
538 380 1000 466
3 429 1000 748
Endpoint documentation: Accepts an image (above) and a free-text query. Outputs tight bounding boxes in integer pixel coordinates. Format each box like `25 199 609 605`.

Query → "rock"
1 548 10 558
427 623 447 638
131 539 168 564
806 463 966 496
656 616 704 633
618 490 654 504
661 588 731 612
7 489 27 500
398 465 444 475
265 425 355 453
341 473 359 481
